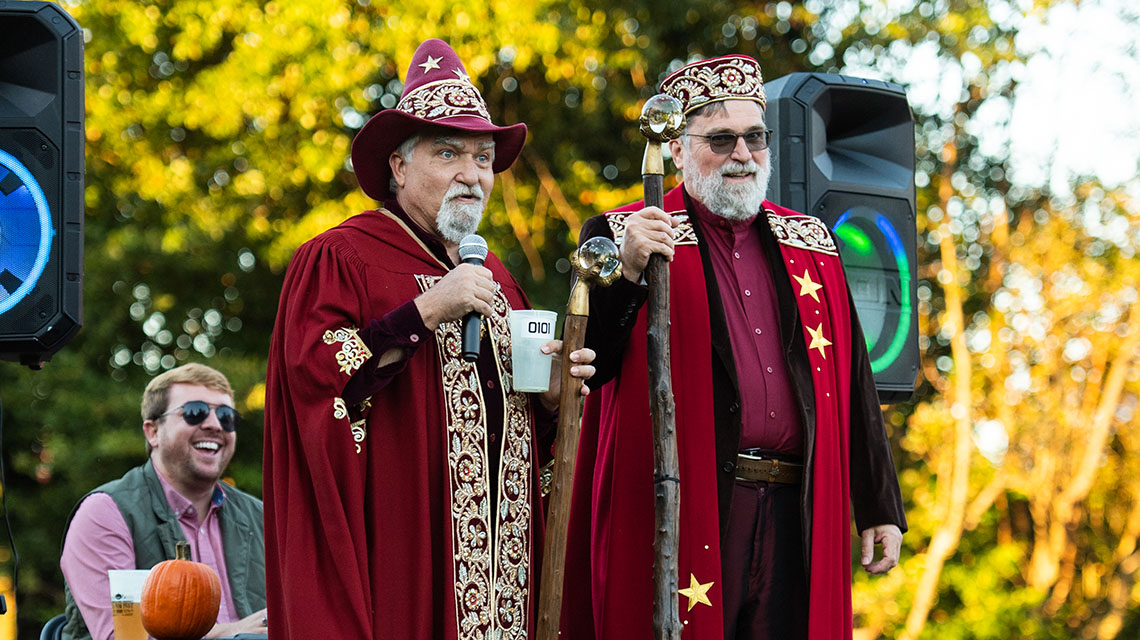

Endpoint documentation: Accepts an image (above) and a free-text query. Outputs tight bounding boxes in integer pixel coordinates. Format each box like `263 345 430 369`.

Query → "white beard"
684 153 772 221
436 183 487 243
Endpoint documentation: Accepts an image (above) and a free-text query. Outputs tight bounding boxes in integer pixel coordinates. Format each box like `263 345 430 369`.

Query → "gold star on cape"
678 573 714 611
793 269 823 302
417 55 442 73
807 323 832 359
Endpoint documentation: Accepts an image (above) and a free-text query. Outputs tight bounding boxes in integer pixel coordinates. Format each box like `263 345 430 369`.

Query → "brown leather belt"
735 453 803 484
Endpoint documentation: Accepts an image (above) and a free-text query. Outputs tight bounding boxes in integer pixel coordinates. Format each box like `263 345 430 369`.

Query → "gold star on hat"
793 269 823 302
678 573 714 611
417 55 441 73
807 323 832 359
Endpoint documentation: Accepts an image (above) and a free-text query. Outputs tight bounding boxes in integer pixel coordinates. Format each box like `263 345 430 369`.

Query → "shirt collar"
153 465 226 520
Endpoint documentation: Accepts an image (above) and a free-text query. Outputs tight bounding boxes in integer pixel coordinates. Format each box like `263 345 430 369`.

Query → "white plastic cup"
509 309 557 393
108 569 150 640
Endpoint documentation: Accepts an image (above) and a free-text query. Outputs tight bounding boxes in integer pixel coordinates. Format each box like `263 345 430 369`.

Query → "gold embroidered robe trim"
605 210 698 246
415 274 532 640
332 397 370 454
765 210 839 256
322 326 373 375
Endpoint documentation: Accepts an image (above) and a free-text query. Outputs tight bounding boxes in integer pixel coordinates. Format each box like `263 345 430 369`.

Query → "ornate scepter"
536 237 622 640
640 93 685 640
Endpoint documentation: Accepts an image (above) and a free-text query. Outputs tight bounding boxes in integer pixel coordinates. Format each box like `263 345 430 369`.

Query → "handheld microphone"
458 234 489 362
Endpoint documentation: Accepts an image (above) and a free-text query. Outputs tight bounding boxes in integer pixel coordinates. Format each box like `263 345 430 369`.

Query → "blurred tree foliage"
1 0 1137 638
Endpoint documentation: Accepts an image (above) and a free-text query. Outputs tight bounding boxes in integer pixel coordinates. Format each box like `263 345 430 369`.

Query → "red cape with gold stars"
561 185 855 640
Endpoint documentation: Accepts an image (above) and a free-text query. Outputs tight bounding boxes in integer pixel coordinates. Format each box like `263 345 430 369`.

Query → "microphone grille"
458 234 488 262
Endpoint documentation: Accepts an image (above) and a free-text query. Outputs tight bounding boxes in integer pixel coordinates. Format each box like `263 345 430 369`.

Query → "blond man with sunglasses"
59 363 268 640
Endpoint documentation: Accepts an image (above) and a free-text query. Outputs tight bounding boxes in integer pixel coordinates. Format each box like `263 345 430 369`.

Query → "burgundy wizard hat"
351 39 528 200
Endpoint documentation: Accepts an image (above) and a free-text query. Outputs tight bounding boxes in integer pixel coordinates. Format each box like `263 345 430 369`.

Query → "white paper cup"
108 569 150 640
509 309 557 393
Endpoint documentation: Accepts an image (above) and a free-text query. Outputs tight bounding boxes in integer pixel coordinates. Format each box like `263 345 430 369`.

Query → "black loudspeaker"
765 73 918 403
0 1 84 368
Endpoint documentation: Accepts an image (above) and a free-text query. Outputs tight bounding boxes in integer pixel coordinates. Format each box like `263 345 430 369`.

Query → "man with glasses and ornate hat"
60 362 267 640
263 38 595 640
561 54 907 640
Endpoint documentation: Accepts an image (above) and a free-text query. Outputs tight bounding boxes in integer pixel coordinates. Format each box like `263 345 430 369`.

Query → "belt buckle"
736 451 761 482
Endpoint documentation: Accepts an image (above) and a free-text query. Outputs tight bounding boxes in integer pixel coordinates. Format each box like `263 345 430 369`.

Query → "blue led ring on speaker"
0 149 54 316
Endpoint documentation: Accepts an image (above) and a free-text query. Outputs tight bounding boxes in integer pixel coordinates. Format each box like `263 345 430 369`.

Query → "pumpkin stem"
175 540 193 561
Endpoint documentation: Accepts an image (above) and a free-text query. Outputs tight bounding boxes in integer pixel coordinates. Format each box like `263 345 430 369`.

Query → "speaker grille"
0 1 83 365
766 72 919 402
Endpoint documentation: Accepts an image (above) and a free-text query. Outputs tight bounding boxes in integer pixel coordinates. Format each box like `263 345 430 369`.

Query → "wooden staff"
639 94 686 640
536 237 622 640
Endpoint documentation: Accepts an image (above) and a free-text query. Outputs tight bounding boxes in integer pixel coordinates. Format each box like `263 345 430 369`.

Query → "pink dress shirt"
60 466 239 640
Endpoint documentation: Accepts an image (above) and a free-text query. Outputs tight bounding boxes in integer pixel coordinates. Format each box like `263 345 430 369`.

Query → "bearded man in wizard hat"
263 39 596 640
561 55 907 639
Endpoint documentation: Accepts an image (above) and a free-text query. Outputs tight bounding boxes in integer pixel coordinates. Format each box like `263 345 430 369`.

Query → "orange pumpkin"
140 541 221 640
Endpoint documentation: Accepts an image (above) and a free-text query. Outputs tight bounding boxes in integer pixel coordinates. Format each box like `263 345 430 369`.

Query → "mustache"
718 160 760 175
445 183 485 201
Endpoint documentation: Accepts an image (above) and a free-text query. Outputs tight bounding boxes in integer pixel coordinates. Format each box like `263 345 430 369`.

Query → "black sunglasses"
684 129 772 154
159 401 240 432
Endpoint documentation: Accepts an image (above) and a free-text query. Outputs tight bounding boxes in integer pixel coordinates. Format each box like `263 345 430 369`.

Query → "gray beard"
436 184 487 243
685 156 771 221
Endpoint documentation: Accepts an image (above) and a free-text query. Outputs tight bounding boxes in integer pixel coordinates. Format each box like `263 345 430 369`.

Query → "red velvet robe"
562 185 859 639
264 209 544 640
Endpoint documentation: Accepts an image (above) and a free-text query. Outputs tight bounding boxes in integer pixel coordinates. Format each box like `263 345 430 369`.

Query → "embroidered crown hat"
658 54 767 115
351 38 528 200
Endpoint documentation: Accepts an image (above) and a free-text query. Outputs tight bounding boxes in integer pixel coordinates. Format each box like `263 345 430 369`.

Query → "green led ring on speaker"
833 208 912 375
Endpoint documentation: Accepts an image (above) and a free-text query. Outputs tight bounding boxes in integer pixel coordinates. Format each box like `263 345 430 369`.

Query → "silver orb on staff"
641 93 686 142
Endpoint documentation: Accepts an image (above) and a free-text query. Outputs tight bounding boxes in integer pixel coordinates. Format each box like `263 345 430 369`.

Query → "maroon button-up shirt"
690 200 804 455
